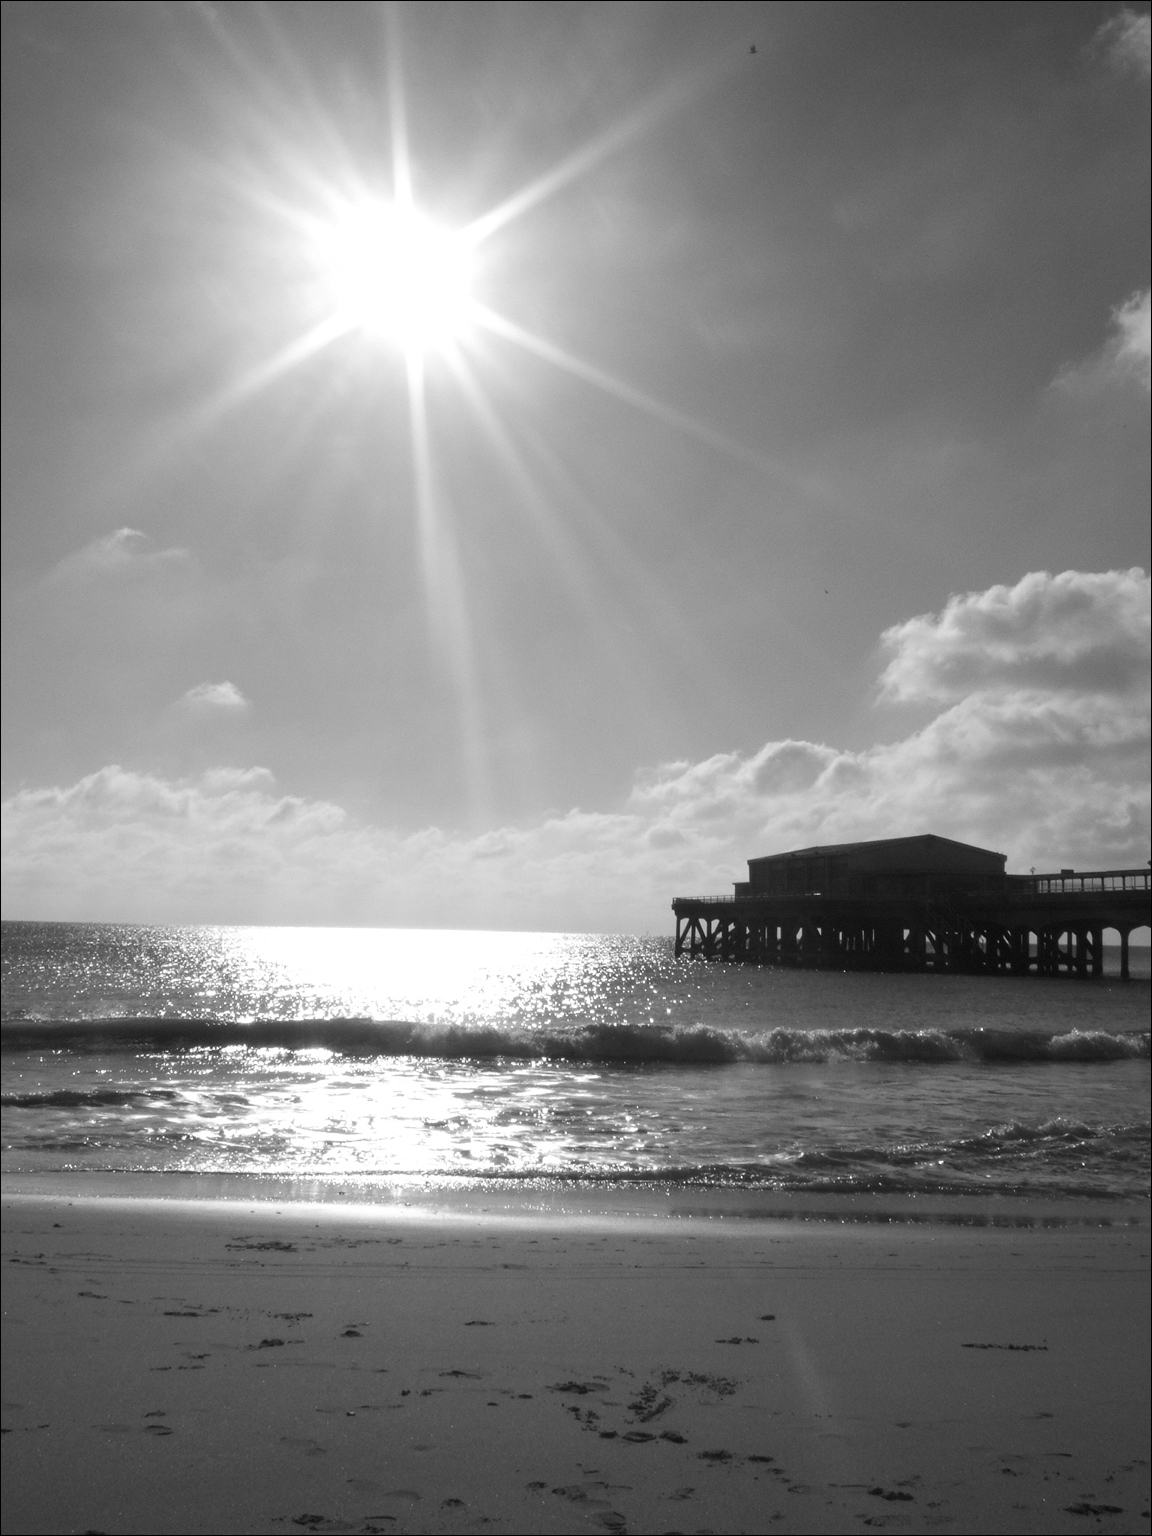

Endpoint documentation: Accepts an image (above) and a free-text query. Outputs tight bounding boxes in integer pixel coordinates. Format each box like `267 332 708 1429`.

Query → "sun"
317 202 474 351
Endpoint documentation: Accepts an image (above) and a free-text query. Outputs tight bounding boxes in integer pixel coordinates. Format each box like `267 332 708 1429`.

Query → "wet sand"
2 1187 1149 1535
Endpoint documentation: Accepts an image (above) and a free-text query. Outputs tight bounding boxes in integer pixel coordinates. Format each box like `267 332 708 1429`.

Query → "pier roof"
747 834 1006 874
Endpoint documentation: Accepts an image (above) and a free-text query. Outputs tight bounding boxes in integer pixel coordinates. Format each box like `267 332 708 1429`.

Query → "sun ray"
448 349 648 660
450 350 729 709
56 309 358 536
206 313 353 417
472 304 822 500
446 348 737 749
464 53 740 246
447 347 696 664
404 350 491 825
384 2 415 213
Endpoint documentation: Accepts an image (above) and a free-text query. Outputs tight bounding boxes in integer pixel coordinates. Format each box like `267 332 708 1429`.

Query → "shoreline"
4 1181 1149 1534
5 1170 1148 1229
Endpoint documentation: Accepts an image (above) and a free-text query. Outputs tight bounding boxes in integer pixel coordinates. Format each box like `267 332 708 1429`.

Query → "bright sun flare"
318 203 474 350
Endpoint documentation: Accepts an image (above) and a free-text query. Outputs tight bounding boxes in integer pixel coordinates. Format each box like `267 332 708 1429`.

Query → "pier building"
672 834 1151 978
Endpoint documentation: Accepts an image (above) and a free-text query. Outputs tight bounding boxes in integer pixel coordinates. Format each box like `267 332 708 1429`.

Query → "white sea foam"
2 1016 1147 1063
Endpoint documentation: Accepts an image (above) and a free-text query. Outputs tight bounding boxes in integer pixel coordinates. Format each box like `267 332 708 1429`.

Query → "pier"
673 835 1151 978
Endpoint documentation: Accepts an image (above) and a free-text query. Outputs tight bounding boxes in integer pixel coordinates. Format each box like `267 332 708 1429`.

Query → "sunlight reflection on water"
2 923 1149 1197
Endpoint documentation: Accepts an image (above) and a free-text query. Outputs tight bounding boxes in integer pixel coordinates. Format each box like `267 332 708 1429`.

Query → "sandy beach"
2 1187 1148 1536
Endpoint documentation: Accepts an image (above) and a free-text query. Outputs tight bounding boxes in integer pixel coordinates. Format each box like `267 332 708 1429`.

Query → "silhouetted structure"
673 834 1151 978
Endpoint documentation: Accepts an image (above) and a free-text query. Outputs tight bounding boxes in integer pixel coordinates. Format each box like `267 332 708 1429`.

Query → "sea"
2 921 1149 1213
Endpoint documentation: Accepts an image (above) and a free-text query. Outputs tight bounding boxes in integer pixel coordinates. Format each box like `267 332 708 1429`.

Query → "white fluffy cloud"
1093 8 1152 77
1110 289 1152 389
1056 289 1151 394
3 569 1148 929
877 568 1150 700
175 681 250 718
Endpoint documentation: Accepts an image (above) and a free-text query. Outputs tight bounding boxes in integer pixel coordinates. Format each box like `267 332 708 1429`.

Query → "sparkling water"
2 921 1148 1201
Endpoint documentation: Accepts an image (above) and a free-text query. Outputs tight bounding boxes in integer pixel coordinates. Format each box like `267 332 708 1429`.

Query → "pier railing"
1008 869 1150 895
675 868 1151 907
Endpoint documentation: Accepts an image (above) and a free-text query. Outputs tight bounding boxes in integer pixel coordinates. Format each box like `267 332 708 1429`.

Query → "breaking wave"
2 1016 1147 1063
1 1087 187 1109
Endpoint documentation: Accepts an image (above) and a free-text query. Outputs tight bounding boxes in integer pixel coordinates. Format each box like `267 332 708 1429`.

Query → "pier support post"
1075 928 1089 979
1009 927 1029 975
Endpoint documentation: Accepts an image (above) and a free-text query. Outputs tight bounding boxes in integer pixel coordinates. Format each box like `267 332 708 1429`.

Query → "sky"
2 0 1149 930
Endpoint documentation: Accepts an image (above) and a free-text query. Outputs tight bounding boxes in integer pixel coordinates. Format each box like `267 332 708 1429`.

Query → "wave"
2 1151 1145 1204
781 1116 1149 1170
1 1087 187 1109
1 1017 1148 1063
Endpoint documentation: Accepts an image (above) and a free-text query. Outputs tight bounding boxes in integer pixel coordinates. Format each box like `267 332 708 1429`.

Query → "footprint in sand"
348 1484 422 1505
281 1436 327 1457
549 1483 630 1532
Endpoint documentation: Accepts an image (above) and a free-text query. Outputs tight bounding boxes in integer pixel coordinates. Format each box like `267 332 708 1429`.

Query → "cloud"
1054 289 1152 395
1108 289 1152 389
1092 9 1152 76
45 528 192 586
174 681 250 719
877 568 1150 701
3 570 1148 928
